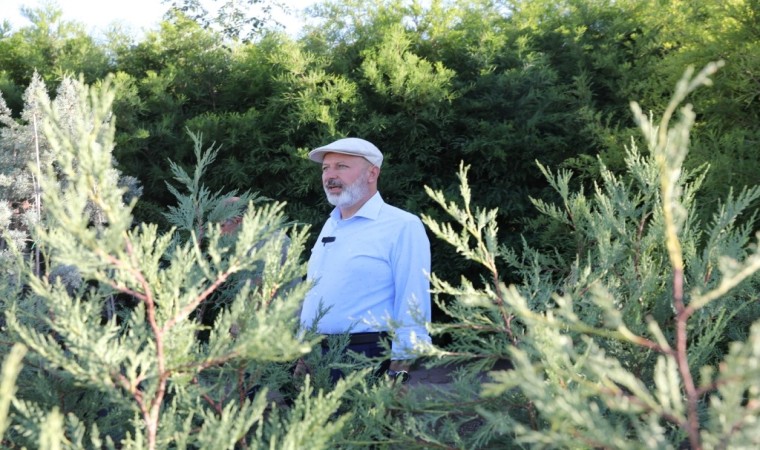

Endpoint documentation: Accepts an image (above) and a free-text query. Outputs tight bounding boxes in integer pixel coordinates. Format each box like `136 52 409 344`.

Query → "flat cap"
308 137 383 168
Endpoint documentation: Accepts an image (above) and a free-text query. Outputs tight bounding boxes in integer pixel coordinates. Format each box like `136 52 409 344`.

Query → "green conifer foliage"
0 76 361 449
0 344 26 443
2 46 759 448
0 73 53 274
415 62 760 448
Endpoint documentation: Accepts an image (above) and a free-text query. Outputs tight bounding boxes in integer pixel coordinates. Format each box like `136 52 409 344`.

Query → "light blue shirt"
300 192 432 360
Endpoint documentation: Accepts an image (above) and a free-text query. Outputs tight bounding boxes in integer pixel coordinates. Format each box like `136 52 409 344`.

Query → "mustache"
325 179 343 188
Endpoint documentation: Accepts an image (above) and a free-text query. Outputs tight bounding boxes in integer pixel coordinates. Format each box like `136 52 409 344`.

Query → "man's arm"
389 218 432 362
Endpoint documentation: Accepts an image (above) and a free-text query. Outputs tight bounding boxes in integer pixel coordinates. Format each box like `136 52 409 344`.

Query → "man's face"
321 153 373 209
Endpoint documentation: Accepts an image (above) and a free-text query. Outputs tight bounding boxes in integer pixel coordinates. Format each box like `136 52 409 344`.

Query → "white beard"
325 169 371 209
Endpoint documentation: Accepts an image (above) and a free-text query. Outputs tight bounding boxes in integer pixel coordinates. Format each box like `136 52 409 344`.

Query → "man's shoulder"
370 193 423 226
379 202 423 225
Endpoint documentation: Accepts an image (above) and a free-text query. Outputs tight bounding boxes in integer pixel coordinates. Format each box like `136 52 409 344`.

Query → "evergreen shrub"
411 61 760 449
0 75 361 450
1 62 759 449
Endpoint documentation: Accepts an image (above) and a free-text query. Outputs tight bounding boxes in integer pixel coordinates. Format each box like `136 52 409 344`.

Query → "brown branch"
436 323 511 333
237 367 248 405
192 376 223 414
116 372 147 417
100 279 147 302
625 332 672 355
672 268 701 450
162 269 235 333
172 352 240 374
703 264 713 284
487 261 518 346
98 236 164 450
95 231 241 448
695 370 750 398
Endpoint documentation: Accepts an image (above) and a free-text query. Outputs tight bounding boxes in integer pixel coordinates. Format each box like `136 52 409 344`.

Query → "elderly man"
299 137 432 384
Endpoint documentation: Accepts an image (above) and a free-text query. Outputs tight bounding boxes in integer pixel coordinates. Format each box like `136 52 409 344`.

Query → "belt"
321 332 389 348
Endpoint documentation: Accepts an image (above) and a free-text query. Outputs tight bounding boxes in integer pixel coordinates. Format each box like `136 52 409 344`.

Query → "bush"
414 61 760 448
1 62 759 449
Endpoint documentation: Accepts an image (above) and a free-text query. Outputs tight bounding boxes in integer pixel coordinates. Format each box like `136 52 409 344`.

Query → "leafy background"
1 1 759 448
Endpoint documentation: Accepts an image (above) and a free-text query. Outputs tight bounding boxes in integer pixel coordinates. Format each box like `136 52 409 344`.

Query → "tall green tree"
637 0 760 221
0 73 140 282
0 2 111 113
112 11 236 225
162 0 287 42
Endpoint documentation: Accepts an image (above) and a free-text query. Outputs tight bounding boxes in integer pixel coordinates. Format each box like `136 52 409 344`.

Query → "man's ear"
368 165 380 183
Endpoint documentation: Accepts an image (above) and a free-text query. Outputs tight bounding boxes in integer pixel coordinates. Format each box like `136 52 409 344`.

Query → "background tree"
0 2 111 113
0 74 141 280
3 0 755 318
1 9 759 441
162 0 289 42
110 11 236 225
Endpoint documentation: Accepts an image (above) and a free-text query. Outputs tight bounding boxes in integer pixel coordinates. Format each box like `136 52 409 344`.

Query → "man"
299 137 432 384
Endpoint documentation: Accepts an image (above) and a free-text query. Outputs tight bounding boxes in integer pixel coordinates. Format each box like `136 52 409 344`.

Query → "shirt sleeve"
390 217 432 360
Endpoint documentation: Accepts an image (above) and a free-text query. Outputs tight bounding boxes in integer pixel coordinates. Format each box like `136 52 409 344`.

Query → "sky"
3 0 316 38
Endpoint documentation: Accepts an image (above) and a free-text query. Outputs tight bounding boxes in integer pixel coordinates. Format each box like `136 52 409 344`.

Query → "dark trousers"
322 334 391 384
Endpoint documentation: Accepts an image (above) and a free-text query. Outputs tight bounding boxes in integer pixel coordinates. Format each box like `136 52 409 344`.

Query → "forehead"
322 152 367 165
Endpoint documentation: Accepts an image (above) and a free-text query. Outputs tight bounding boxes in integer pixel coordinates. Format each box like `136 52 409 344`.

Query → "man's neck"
339 191 376 219
339 202 366 220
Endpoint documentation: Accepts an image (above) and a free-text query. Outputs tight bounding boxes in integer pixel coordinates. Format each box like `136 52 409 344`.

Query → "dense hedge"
2 1 760 447
2 1 759 293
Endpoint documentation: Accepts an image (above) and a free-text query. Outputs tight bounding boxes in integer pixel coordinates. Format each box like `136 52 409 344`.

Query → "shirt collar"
329 192 383 221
